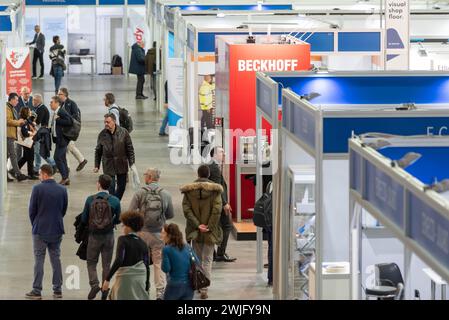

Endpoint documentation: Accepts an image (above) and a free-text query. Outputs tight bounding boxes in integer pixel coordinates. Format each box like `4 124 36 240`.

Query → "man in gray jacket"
128 167 174 300
27 25 45 80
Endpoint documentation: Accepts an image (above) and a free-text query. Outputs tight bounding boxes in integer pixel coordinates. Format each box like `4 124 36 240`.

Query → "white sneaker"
32 76 38 80
38 76 44 80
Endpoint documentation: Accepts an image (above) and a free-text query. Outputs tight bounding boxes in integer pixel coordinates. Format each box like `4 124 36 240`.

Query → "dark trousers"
136 74 145 96
266 227 273 284
151 73 157 98
33 49 44 77
18 144 35 176
164 281 194 300
201 110 214 129
87 233 114 289
32 234 63 294
217 212 233 257
109 174 127 200
54 144 69 179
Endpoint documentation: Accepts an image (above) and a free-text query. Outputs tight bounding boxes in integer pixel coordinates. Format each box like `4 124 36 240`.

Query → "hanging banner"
128 9 150 47
385 0 410 70
167 58 184 148
5 47 32 95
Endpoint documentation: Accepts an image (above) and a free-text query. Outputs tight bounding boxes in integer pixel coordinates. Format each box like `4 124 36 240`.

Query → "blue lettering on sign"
350 149 363 194
364 160 405 230
408 192 449 270
256 79 273 119
290 100 316 150
323 117 449 154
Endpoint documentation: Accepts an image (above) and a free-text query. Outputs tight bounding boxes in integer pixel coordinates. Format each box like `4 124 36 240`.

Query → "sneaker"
32 76 38 80
215 254 236 262
88 287 101 300
28 175 39 180
76 159 88 172
158 132 168 137
53 292 63 299
38 76 44 80
25 291 42 300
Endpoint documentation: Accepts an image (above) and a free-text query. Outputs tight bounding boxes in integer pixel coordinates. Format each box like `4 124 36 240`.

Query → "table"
66 54 96 76
423 268 447 300
235 161 256 222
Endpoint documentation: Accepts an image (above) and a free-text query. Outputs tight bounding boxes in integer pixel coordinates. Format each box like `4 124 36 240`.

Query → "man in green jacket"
181 165 223 300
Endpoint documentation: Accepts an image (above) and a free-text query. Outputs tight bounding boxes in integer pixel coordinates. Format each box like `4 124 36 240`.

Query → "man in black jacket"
208 146 236 262
50 95 72 185
94 113 135 200
33 94 57 175
58 88 88 172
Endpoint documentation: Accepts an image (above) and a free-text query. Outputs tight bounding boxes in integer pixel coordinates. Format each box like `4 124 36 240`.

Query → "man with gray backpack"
81 174 121 300
128 167 174 300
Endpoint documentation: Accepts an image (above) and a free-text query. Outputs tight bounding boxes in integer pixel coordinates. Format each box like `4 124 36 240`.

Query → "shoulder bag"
188 245 210 290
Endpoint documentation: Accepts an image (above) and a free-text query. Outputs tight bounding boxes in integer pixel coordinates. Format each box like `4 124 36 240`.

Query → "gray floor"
0 75 271 300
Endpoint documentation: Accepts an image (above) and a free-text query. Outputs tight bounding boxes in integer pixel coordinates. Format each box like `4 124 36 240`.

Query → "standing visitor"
129 41 147 100
199 75 215 129
49 36 66 95
25 164 67 300
180 165 223 299
17 107 38 180
27 25 45 80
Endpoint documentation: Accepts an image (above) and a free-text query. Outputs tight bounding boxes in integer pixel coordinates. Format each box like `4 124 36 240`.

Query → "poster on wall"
167 58 184 148
5 47 32 95
385 0 410 70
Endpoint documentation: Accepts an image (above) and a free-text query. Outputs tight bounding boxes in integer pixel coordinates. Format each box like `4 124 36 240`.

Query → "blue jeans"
163 281 194 300
159 113 168 135
34 143 56 172
54 144 69 179
53 65 63 93
32 234 63 294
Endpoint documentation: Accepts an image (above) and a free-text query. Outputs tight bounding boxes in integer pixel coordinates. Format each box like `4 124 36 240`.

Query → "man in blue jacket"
129 41 148 100
50 95 73 186
26 164 68 300
81 174 121 300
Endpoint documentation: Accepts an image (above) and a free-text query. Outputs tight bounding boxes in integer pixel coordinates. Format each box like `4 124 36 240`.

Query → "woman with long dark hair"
49 36 66 95
161 223 197 300
17 107 38 180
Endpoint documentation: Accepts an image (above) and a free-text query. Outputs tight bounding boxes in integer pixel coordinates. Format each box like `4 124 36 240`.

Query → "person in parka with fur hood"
180 165 223 299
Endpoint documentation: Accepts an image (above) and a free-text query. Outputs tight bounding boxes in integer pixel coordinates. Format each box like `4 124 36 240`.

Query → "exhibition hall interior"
1 0 449 302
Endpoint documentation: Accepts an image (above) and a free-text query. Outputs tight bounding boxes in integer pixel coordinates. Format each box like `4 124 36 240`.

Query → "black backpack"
111 55 123 67
253 182 272 228
111 106 133 133
88 195 114 233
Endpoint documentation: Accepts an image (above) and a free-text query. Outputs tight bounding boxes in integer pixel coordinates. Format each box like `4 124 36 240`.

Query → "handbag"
188 245 210 290
16 127 34 149
62 118 81 141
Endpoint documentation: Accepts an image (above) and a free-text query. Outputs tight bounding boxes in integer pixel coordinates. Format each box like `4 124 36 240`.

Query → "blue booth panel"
0 15 12 32
338 32 381 52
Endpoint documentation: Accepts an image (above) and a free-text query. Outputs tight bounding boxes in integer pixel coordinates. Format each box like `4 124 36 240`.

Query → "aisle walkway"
0 75 271 300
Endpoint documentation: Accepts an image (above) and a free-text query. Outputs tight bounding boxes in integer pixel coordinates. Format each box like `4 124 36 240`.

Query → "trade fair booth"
25 0 146 76
276 71 449 300
349 135 449 300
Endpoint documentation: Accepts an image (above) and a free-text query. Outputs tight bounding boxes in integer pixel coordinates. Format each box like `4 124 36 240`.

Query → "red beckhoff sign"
6 47 32 95
237 59 300 72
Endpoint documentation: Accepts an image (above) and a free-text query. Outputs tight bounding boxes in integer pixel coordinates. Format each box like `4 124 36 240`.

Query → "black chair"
365 263 404 300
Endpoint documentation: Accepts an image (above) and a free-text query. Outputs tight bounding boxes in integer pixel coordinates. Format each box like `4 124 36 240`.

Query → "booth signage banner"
385 0 410 70
128 10 150 47
256 78 273 119
5 47 31 95
350 149 364 195
364 160 404 230
167 58 184 147
408 192 449 270
323 117 449 154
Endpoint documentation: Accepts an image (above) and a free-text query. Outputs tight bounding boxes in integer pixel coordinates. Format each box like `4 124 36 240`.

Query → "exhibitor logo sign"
7 49 28 69
238 59 299 72
385 0 409 70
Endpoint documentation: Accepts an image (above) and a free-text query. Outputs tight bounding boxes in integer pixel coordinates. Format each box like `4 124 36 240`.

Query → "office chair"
364 263 405 300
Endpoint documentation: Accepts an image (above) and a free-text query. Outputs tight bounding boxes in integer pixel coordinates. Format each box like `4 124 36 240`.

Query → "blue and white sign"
323 117 449 154
256 78 273 119
385 0 410 70
408 192 449 270
364 161 405 230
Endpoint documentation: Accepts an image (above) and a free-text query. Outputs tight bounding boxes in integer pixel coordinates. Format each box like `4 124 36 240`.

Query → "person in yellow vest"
199 75 215 129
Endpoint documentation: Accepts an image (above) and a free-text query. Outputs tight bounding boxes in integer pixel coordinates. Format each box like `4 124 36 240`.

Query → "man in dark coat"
27 25 45 79
26 164 67 300
208 147 236 262
129 41 147 100
145 41 157 100
94 113 135 200
50 95 73 185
